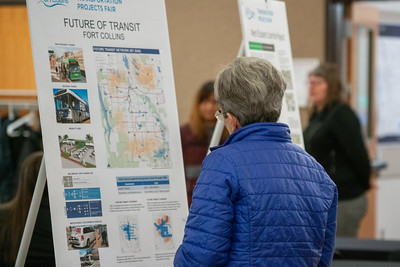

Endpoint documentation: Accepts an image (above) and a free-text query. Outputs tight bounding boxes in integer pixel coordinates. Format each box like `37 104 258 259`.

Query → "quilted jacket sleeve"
174 151 238 267
318 186 338 267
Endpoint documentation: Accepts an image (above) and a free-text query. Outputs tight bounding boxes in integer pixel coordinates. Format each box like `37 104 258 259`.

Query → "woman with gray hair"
174 57 337 267
215 56 286 128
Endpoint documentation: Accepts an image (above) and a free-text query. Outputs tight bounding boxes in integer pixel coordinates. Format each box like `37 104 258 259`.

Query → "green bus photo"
49 45 86 83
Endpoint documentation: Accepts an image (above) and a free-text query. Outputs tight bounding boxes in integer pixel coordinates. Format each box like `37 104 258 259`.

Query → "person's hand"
369 178 378 191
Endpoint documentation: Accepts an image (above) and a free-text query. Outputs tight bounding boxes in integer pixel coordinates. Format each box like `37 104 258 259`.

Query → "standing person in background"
304 63 371 237
175 57 337 266
180 81 227 207
0 151 54 267
101 228 108 247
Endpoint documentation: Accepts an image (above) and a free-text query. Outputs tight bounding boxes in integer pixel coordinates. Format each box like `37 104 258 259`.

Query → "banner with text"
26 1 188 266
238 0 304 147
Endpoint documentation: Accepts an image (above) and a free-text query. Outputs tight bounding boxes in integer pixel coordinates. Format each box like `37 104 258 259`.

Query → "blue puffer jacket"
174 123 337 267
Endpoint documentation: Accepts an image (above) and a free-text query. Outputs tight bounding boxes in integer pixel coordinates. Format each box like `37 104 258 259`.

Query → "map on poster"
94 46 170 168
118 214 140 254
153 214 175 251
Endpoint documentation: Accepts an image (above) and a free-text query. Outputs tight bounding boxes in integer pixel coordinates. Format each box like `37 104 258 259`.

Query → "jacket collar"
210 122 291 151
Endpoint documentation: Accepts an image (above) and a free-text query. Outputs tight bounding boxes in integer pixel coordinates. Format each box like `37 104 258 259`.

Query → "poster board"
26 1 188 266
238 0 304 147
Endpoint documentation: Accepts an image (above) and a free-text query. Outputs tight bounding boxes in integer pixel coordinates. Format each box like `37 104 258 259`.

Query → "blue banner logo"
38 0 69 8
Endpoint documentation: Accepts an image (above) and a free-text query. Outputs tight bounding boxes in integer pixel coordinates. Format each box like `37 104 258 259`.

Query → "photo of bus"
48 45 86 83
62 58 82 81
54 89 90 123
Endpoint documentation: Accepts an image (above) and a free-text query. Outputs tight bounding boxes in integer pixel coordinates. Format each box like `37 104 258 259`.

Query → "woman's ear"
225 113 241 134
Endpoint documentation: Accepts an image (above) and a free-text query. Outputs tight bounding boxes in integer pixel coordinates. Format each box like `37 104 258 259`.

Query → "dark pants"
336 193 367 237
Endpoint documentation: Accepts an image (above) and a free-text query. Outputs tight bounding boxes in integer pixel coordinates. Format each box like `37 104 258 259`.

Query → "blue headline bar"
93 46 160 54
117 180 170 187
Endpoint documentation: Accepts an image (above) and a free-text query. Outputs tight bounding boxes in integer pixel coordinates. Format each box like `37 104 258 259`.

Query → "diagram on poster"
116 175 170 195
153 214 175 251
94 46 170 169
118 214 141 253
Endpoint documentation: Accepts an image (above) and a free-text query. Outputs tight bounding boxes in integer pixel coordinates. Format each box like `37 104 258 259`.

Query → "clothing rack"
0 89 43 266
0 89 37 96
0 89 38 108
0 89 38 129
0 89 37 102
0 99 38 108
6 110 37 137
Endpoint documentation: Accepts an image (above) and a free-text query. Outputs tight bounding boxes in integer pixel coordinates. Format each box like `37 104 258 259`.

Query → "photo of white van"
69 226 96 248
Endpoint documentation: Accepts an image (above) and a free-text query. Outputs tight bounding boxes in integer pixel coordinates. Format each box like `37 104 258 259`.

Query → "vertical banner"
238 0 304 147
26 1 188 266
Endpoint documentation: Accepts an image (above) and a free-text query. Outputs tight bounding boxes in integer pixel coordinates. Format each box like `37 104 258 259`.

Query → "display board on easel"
238 0 304 147
25 1 188 266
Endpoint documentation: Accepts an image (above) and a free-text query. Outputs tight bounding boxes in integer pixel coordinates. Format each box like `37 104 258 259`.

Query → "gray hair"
214 57 286 126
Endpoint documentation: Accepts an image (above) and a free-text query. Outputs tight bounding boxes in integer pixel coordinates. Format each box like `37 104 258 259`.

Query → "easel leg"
207 40 245 154
208 120 225 154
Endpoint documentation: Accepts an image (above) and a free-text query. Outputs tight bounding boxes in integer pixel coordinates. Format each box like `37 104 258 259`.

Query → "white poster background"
26 1 187 266
238 0 304 148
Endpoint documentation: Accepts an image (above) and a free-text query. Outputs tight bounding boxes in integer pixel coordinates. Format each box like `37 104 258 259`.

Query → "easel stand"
207 41 245 153
15 158 47 267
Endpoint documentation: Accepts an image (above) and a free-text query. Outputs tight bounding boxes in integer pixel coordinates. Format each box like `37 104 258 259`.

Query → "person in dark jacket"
303 63 371 237
174 57 338 267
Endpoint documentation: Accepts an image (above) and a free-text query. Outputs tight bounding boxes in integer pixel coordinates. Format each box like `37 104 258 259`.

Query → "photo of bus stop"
59 134 96 168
